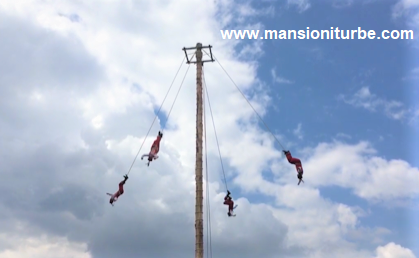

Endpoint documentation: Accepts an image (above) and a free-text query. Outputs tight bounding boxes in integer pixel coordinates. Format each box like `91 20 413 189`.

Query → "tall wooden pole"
195 42 204 258
182 43 214 258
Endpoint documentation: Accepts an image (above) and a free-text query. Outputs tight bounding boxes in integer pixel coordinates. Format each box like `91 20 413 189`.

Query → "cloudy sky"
0 0 418 258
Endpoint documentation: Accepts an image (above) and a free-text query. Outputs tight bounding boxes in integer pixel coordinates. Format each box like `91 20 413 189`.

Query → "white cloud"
336 133 352 139
392 0 419 46
403 67 419 80
374 242 417 258
339 86 411 121
307 46 324 61
265 186 390 258
392 0 419 18
0 1 417 258
293 123 303 139
296 141 419 203
0 233 91 258
287 0 311 13
271 68 294 84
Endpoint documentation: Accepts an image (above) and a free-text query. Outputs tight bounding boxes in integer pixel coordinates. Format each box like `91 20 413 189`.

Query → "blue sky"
223 0 419 255
0 1 418 257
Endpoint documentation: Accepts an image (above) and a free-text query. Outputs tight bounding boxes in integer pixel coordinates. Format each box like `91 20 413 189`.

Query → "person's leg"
296 163 303 174
118 181 125 195
285 151 301 165
150 145 158 156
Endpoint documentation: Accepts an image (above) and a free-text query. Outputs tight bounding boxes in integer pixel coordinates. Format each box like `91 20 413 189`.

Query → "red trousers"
115 181 125 198
285 152 303 174
224 198 234 210
150 136 161 155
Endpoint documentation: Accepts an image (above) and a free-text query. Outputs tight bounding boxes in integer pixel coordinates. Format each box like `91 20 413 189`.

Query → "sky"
0 0 418 258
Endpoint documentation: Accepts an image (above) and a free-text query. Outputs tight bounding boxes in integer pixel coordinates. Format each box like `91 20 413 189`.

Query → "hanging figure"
141 131 163 166
283 150 304 185
224 190 237 217
106 175 129 206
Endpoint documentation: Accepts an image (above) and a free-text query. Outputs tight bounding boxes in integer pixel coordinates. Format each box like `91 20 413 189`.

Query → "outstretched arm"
106 193 113 196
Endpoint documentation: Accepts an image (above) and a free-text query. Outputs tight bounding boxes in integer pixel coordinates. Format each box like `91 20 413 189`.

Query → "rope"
203 50 286 151
161 54 194 132
203 82 213 258
202 67 229 191
125 55 188 176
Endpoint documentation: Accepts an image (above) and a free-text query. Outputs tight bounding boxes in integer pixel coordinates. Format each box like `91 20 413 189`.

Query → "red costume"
150 134 161 157
284 150 304 184
141 131 163 166
223 191 236 217
107 175 128 206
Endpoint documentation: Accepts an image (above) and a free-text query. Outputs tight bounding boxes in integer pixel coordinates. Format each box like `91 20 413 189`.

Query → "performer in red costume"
283 150 304 185
141 131 163 166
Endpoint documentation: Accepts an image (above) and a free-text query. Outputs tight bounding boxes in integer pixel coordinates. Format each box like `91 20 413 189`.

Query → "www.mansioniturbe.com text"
220 27 414 40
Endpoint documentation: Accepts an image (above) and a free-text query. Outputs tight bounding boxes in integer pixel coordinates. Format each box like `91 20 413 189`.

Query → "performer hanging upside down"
283 150 304 185
141 131 163 166
106 175 128 206
224 190 236 217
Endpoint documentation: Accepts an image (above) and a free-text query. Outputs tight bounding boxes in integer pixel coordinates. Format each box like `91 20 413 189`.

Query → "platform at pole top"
182 43 214 64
